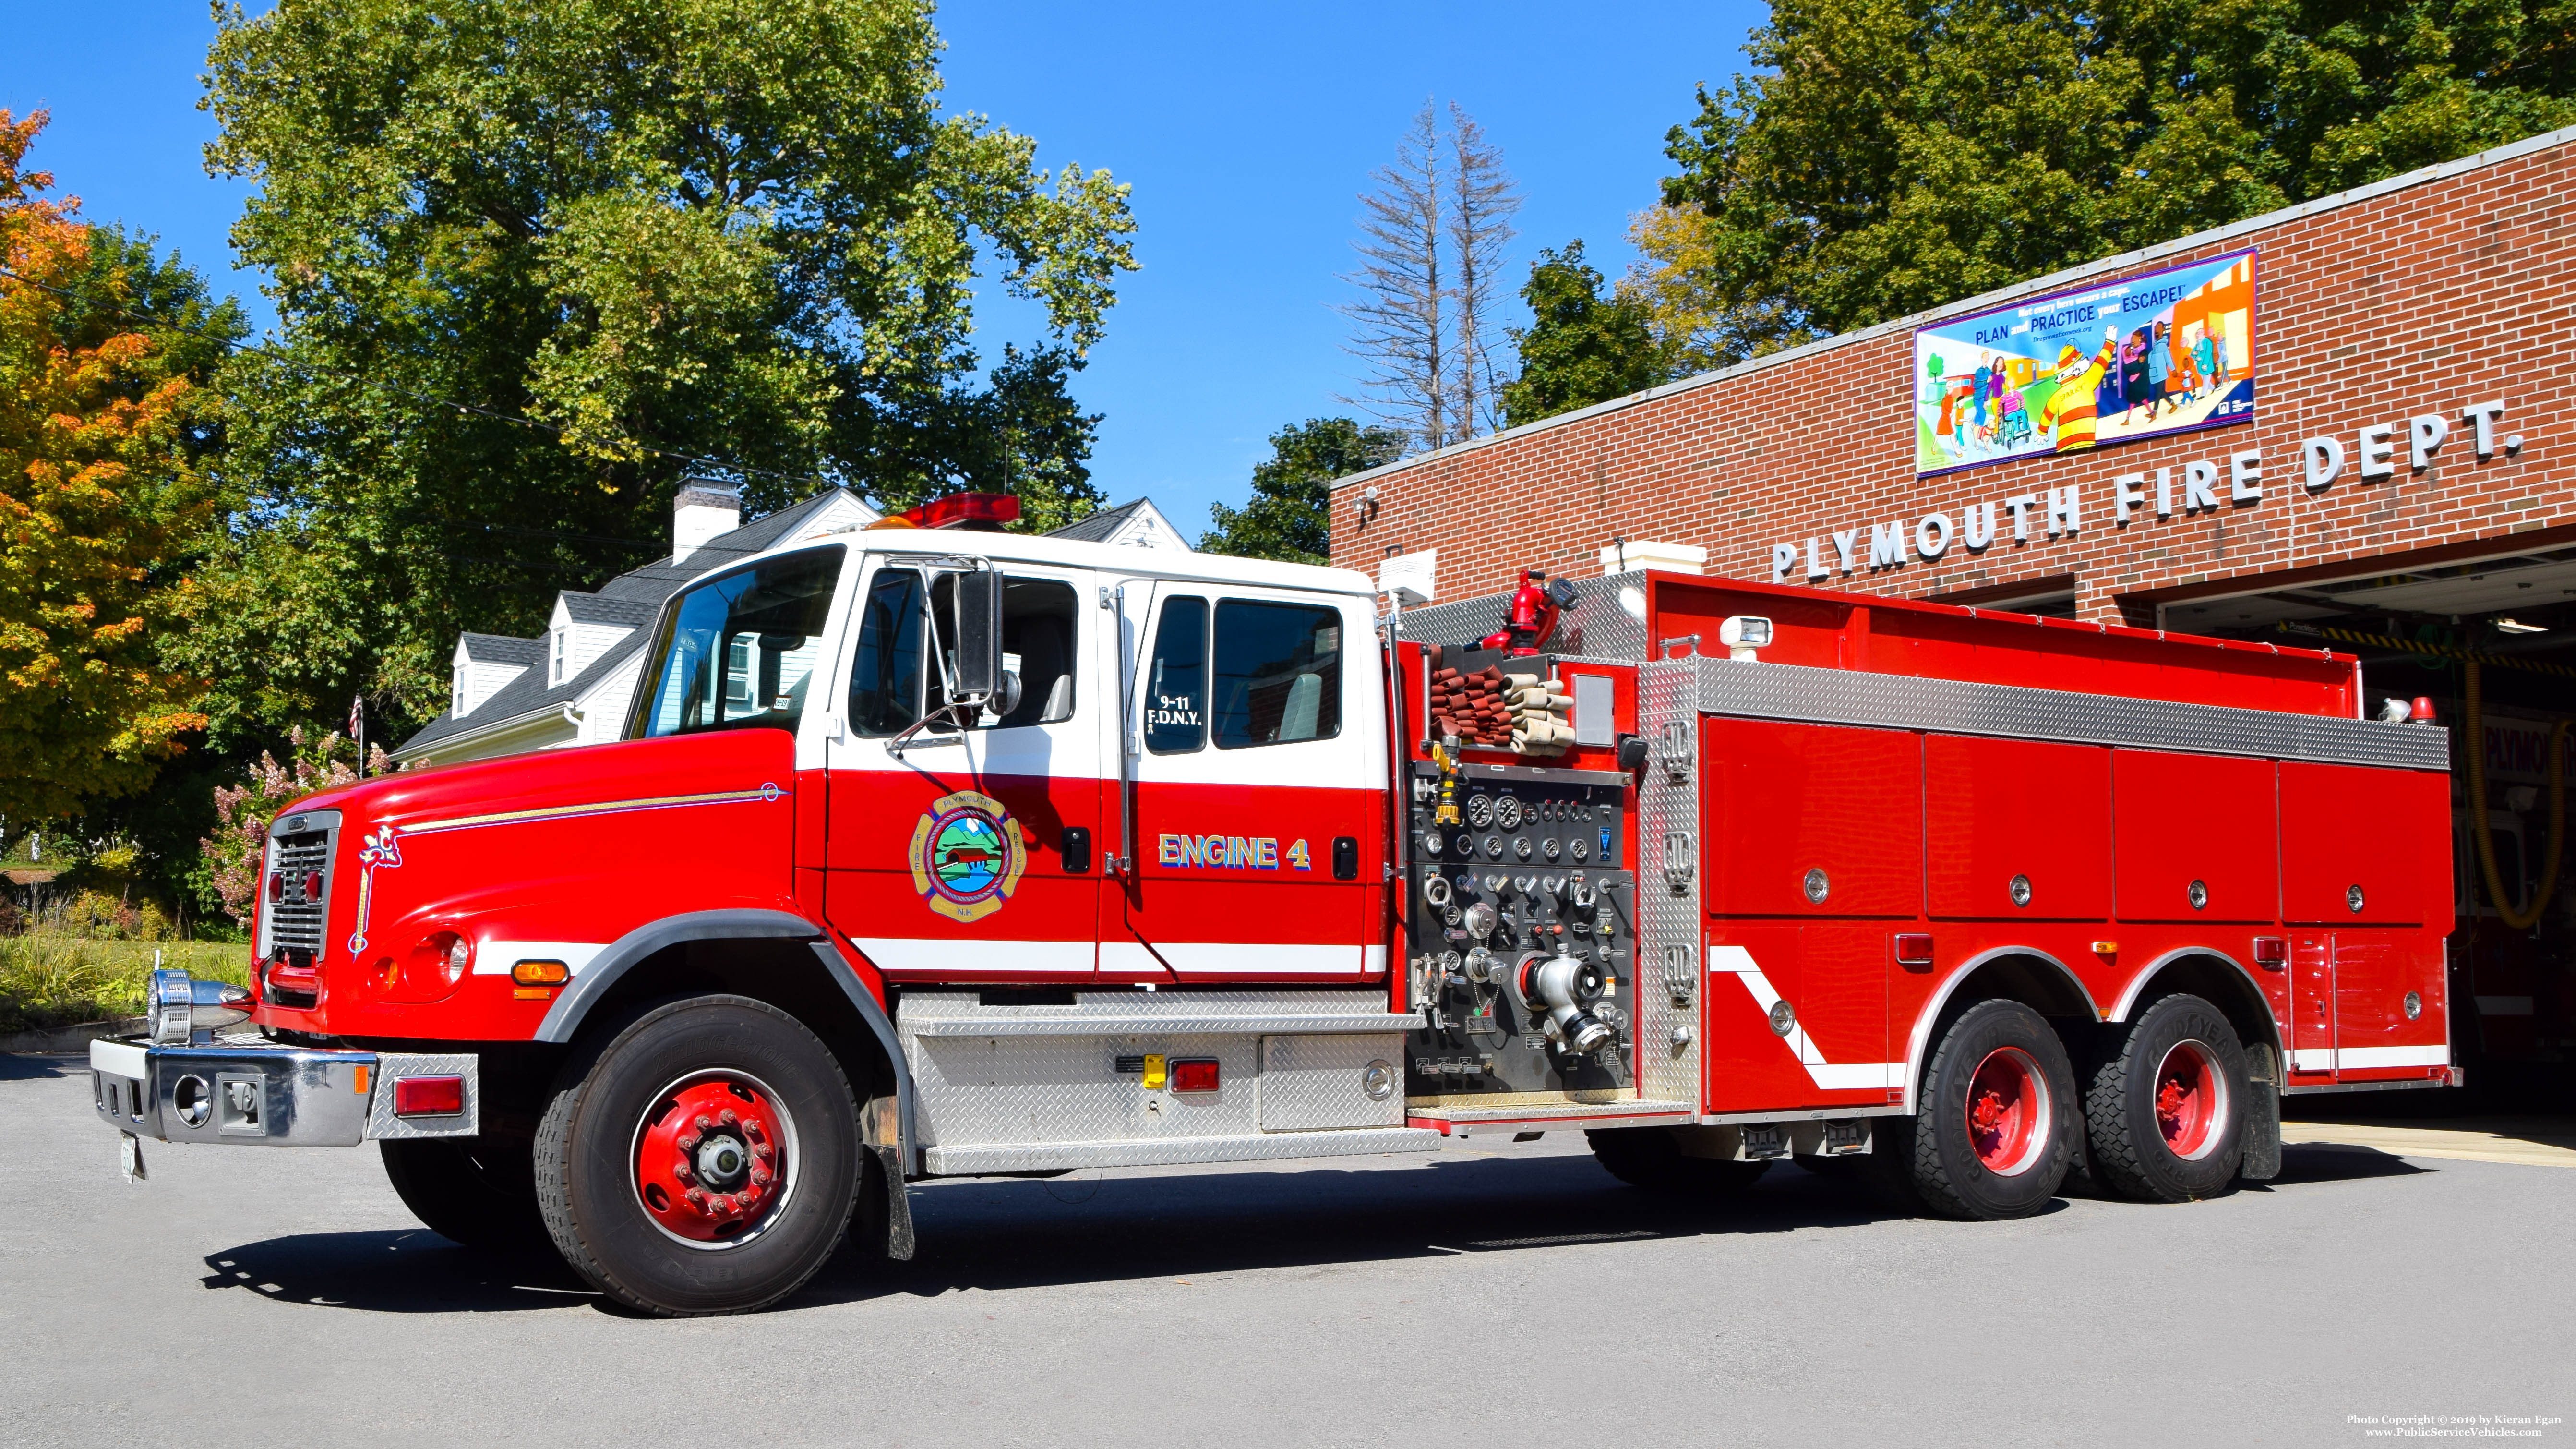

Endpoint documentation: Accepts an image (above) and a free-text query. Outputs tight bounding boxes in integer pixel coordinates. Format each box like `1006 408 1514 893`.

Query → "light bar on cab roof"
904 492 1021 530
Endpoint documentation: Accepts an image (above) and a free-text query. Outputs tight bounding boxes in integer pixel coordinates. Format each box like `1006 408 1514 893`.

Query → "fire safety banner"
1914 249 2256 476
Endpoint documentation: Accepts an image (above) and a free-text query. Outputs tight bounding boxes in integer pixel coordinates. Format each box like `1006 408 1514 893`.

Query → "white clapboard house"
399 484 1188 768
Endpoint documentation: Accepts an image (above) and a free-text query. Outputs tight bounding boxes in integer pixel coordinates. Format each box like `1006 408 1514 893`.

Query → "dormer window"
452 671 465 716
551 625 567 686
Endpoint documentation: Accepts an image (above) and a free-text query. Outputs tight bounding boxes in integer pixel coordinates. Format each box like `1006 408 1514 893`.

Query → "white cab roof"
695 524 1378 599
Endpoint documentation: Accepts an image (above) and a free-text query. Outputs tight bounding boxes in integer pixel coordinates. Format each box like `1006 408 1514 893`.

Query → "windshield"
630 547 843 739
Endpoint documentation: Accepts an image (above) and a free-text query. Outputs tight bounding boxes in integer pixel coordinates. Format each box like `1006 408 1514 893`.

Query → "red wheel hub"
634 1075 788 1243
1965 1046 2049 1176
2152 1040 2224 1159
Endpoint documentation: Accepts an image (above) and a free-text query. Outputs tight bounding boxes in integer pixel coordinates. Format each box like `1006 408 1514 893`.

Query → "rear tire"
380 1135 549 1251
1586 1126 1772 1193
536 996 861 1316
2082 992 2248 1202
1909 998 2080 1220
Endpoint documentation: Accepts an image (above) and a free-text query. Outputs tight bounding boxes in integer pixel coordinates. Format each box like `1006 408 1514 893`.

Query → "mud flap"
864 1144 916 1261
2240 1045 2282 1183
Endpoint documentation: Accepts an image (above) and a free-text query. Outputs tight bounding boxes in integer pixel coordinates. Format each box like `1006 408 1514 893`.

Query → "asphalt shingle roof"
456 633 542 664
398 488 860 753
1044 497 1150 544
559 592 662 627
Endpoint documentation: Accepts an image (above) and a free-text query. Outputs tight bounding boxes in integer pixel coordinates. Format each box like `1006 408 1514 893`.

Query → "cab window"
848 566 1081 736
632 547 842 738
1212 600 1342 749
1144 595 1209 753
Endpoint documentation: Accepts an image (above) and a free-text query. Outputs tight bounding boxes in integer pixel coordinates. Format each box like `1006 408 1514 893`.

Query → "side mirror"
952 569 1004 702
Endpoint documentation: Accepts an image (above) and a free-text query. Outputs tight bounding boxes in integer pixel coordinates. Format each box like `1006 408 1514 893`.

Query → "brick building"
1332 126 2573 633
1332 126 2576 1093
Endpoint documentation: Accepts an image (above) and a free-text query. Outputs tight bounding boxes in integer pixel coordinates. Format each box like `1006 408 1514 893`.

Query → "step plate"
923 1127 1445 1175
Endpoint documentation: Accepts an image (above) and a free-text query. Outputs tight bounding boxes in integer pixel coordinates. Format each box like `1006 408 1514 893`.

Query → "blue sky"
0 2 1763 536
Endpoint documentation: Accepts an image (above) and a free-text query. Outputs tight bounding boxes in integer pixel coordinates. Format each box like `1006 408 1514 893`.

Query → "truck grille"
264 829 333 960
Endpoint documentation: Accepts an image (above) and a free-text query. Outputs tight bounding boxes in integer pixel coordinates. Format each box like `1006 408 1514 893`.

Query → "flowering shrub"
199 727 391 927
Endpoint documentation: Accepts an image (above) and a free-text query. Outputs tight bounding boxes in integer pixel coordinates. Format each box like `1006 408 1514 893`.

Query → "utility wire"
0 258 844 494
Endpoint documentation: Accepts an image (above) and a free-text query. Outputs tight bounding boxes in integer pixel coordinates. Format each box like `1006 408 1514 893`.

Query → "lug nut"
684 1187 707 1209
677 1131 701 1151
719 1108 739 1126
744 1120 764 1138
753 1141 773 1159
750 1168 772 1187
673 1162 694 1182
694 1114 712 1131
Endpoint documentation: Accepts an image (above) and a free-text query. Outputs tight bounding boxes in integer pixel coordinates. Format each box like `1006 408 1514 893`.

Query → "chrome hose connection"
1514 952 1616 1055
147 968 253 1046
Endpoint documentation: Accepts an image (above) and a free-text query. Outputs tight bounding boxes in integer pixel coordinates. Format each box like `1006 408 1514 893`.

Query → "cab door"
820 555 1105 980
1102 578 1384 983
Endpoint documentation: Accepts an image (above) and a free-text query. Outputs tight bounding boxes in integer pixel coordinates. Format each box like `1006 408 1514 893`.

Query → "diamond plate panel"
901 987 1418 1038
1258 1034 1404 1131
923 1127 1443 1175
365 1052 480 1140
1391 581 1648 661
1634 658 1703 1109
899 991 1409 1158
1696 659 2449 771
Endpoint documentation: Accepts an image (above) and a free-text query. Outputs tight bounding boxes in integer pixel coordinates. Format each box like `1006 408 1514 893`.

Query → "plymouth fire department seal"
907 790 1026 923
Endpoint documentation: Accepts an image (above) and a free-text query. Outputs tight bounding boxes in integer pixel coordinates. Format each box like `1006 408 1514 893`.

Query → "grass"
0 937 252 1035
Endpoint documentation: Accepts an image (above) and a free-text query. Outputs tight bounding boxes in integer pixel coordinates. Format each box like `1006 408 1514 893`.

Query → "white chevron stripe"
1709 945 1905 1092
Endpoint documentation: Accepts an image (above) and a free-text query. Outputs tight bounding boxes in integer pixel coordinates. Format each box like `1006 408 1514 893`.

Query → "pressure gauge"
1543 837 1562 861
1421 831 1443 857
1514 836 1534 860
1438 950 1462 975
1494 796 1523 829
1571 837 1590 862
1465 793 1494 829
1484 835 1506 859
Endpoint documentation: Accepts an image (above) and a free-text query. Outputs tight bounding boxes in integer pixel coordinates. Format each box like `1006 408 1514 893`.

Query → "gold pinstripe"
403 785 783 835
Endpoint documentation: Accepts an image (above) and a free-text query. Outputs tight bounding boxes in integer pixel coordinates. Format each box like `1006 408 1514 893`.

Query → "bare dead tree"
1338 102 1522 453
1447 102 1521 438
1337 101 1448 452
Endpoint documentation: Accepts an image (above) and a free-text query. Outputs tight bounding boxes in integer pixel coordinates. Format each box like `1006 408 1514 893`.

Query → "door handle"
1332 836 1360 881
1060 826 1092 875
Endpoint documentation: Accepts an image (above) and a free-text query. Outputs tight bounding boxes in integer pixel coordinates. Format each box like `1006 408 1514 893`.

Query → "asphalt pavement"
8 1051 2571 1449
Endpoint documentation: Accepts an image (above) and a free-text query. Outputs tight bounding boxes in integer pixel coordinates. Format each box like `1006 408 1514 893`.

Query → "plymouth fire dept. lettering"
1157 834 1313 871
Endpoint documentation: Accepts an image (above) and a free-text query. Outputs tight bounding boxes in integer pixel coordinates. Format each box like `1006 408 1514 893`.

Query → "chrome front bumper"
90 1037 480 1147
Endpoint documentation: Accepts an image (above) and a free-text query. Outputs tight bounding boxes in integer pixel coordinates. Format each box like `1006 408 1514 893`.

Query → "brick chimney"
672 480 742 563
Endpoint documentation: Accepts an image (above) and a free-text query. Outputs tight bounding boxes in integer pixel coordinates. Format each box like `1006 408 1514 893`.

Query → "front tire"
1909 998 2081 1220
536 996 861 1316
2082 992 2248 1202
380 1135 549 1251
1586 1126 1772 1193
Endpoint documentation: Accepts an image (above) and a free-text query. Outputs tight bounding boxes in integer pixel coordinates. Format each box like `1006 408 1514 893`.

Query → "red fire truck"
89 505 2457 1315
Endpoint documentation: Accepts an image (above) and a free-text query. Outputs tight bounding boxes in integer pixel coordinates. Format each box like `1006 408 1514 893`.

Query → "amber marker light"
2090 940 2119 957
512 959 571 986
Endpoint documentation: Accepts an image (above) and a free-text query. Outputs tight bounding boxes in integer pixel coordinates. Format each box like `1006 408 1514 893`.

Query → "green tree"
1647 0 2576 359
1201 418 1402 565
190 0 1137 737
1500 242 1666 427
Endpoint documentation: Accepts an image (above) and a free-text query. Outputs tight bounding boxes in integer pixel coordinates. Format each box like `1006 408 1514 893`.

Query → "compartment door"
1106 581 1383 983
1926 735 2111 920
822 558 1106 979
2112 751 2278 922
2279 762 2437 925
